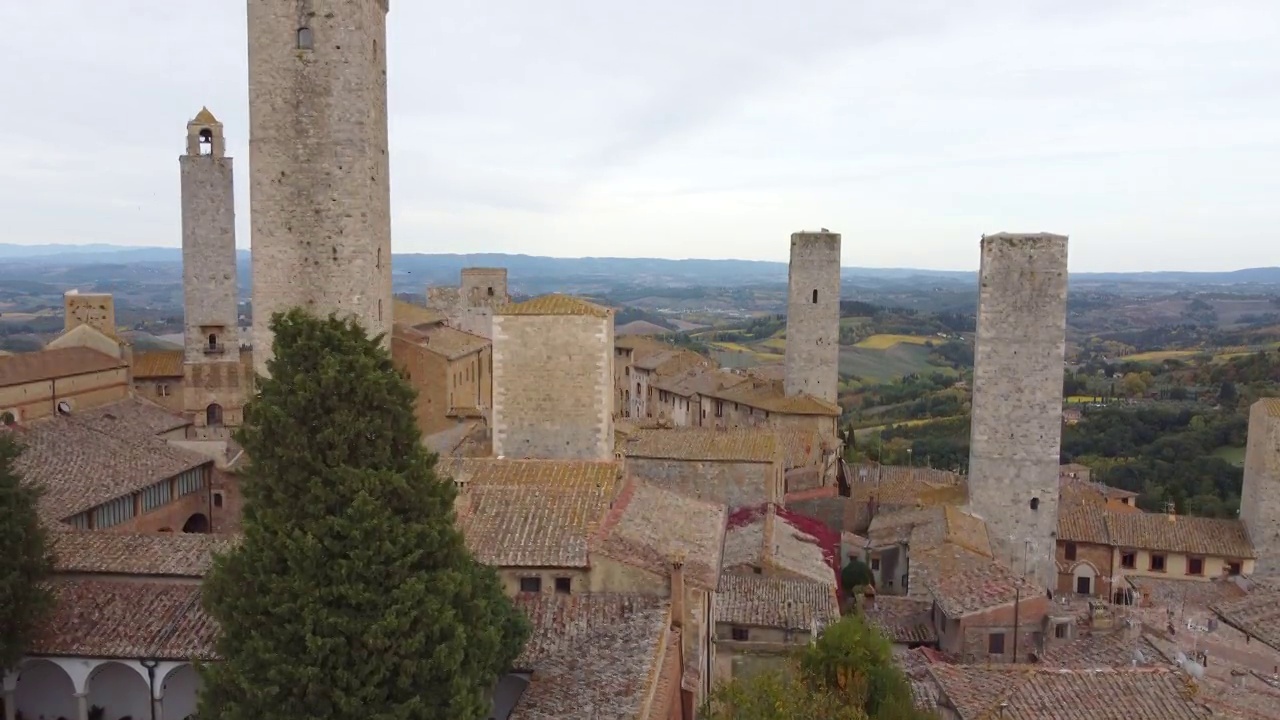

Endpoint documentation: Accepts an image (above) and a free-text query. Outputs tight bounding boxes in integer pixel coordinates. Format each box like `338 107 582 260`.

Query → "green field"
854 334 936 350
1213 445 1246 467
838 343 954 383
1119 349 1202 362
854 415 962 438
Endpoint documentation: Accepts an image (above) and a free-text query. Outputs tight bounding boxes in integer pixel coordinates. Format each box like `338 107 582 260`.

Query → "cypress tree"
0 431 53 675
199 310 528 720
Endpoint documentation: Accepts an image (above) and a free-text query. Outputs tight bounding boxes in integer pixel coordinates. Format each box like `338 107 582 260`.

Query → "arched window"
206 403 224 428
297 27 314 50
198 128 214 155
812 289 818 304
208 333 218 350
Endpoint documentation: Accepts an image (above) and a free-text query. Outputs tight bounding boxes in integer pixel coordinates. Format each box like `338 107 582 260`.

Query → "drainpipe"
140 658 159 720
1011 587 1021 663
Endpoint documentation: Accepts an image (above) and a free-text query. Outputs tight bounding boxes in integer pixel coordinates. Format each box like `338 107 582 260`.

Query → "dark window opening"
1229 562 1242 575
1121 552 1136 569
988 632 1006 655
297 27 313 50
1187 557 1204 576
870 558 881 571
731 627 749 641
519 577 541 593
488 286 495 296
208 333 218 350
1054 623 1068 639
198 128 213 155
1030 497 1040 511
1149 554 1166 572
554 577 572 594
1064 542 1077 561
206 403 224 428
811 289 818 303
213 492 224 508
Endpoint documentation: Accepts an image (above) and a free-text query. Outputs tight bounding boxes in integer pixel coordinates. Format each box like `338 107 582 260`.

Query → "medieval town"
2 3 1280 720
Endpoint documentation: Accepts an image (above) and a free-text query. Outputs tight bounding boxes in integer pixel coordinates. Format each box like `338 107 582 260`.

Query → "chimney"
670 551 687 629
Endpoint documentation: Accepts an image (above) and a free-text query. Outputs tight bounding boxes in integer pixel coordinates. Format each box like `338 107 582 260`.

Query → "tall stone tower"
426 267 510 339
247 0 394 376
784 230 841 404
967 232 1069 589
181 108 246 432
1241 399 1280 577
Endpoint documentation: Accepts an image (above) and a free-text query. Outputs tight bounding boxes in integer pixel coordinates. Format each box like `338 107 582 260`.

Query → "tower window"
376 247 382 269
198 128 213 156
208 333 218 350
297 27 314 50
487 287 494 297
812 289 818 303
378 299 383 322
1030 497 1040 511
206 403 224 428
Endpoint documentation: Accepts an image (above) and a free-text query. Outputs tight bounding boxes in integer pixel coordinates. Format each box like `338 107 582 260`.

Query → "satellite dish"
56 400 71 415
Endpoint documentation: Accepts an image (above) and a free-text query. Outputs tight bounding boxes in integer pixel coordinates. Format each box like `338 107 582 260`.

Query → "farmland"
854 334 937 350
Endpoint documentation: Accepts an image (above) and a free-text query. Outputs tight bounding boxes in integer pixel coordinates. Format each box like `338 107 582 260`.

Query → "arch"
87 661 150 719
206 402 223 427
183 513 210 534
197 127 214 155
297 26 314 50
161 664 201 719
15 659 77 719
1071 560 1099 595
208 332 218 349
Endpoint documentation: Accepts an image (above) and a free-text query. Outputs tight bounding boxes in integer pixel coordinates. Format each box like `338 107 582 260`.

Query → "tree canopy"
199 310 529 720
0 432 53 674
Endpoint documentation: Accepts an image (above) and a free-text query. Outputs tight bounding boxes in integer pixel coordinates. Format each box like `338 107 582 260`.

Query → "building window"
1054 623 1068 639
731 627 750 641
207 403 224 427
70 513 90 530
1121 552 1136 569
870 557 881 571
141 480 173 512
1149 554 1166 572
487 287 494 296
811 289 818 304
988 632 1006 655
1187 557 1204 576
213 492 224 508
1228 561 1242 576
519 577 542 593
208 333 218 350
1029 497 1040 511
93 495 136 529
297 26 313 50
554 577 571 594
177 467 206 496
1064 543 1077 561
157 383 170 397
715 400 723 418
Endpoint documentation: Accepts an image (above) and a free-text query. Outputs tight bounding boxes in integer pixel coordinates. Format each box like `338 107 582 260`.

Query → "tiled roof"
651 367 749 398
499 294 611 318
81 395 192 435
715 573 839 631
1106 512 1255 559
392 299 446 328
0 346 126 387
1210 587 1280 653
510 593 671 719
395 321 489 360
1126 575 1247 609
14 398 210 524
863 596 937 644
132 350 184 378
442 458 621 568
645 627 683 720
1057 500 1111 545
51 530 237 577
926 664 1211 720
867 504 989 558
848 464 967 506
619 427 777 463
592 481 727 591
1041 631 1165 668
913 544 1039 617
30 577 216 660
704 378 841 416
615 335 666 352
1257 398 1280 417
778 428 827 469
723 504 838 585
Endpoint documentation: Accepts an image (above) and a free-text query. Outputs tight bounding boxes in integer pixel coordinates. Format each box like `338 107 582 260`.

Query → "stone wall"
247 0 393 376
1055 540 1114 598
1241 400 1280 577
184 362 248 430
626 457 780 509
426 268 510 339
133 377 185 413
784 231 841 404
0 368 130 423
63 292 116 338
942 594 1051 663
967 232 1069 589
492 313 613 460
392 335 452 437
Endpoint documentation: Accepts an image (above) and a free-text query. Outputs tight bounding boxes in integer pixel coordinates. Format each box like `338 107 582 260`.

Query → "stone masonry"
784 230 841 404
491 295 614 461
967 232 1069 590
247 0 394 376
63 291 116 338
1241 399 1280 577
426 267 510 339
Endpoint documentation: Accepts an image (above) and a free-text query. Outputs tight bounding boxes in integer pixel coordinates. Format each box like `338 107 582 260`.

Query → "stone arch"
183 512 210 534
1070 560 1100 595
206 402 224 427
14 659 77 719
161 663 201 719
87 661 151 719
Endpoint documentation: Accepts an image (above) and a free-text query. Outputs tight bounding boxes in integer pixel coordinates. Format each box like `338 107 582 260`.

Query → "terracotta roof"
14 398 210 524
30 577 216 660
619 427 778 463
392 299 446 328
863 596 937 644
715 573 839 631
913 544 1039 617
1057 500 1111 545
1211 587 1280 653
132 350 184 378
723 505 838 585
1125 575 1248 609
1040 631 1165 668
499 294 611 318
615 335 666 351
926 664 1211 720
192 106 218 124
592 481 727 591
1257 398 1280 417
651 367 749 398
442 458 621 568
0 346 126 387
867 504 989 557
510 593 671 719
848 464 967 506
1106 512 1254 559
51 530 237 577
704 378 841 416
395 322 489 360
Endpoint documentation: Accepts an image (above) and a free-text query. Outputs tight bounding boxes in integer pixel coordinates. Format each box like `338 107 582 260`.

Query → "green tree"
199 310 529 720
0 432 54 674
841 558 875 594
701 668 868 720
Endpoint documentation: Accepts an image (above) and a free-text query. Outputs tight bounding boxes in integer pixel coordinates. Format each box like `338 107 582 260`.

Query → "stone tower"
1241 399 1280 577
967 232 1069 589
784 230 841 404
426 267 510 339
247 0 394 376
180 108 246 431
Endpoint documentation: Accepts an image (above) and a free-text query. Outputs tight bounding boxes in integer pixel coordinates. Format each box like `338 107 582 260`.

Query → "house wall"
0 367 130 423
211 468 244 533
133 376 186 413
184 360 248 430
712 623 812 687
62 465 214 534
497 567 590 596
937 594 1051 663
625 457 780 508
613 347 635 417
445 351 486 412
1110 547 1254 583
64 293 117 337
393 335 452 438
1055 540 1114 597
632 366 655 419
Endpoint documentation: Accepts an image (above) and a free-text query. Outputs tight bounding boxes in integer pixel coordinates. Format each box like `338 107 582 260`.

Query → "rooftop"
619 427 777 463
0 346 126 388
863 596 937 644
51 530 237 577
1106 511 1254 559
510 593 672 719
715 573 839 631
442 458 621 568
848 464 967 506
615 335 667 352
30 577 216 661
651 366 748 398
1210 586 1280 653
132 350 184 378
13 398 209 524
592 481 727 591
394 322 489 360
499 294 611 318
704 378 841 416
1040 631 1165 669
392 299 446 329
913 544 1039 617
723 504 839 585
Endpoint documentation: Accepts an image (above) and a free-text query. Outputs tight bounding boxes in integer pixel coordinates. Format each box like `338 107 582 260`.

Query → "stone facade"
491 295 614 460
180 108 246 433
62 291 117 338
391 323 492 438
934 594 1052 663
247 0 393 376
783 230 841 404
426 267 510 339
625 457 781 509
1241 399 1280 578
967 232 1069 589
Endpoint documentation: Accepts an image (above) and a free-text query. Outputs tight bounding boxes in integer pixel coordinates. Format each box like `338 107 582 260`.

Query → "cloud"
1 0 1278 271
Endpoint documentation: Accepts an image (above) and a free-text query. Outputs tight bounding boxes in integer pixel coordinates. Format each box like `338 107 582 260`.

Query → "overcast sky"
2 1 1277 271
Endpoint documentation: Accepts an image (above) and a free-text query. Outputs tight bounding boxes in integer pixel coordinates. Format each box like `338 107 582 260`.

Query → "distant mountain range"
2 243 1278 287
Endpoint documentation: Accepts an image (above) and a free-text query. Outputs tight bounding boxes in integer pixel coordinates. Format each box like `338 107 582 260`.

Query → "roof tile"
0 346 126 387
1106 512 1254 559
592 481 727 591
620 427 778 463
394 322 489 360
132 350 184 378
863 596 938 644
499 294 611 318
723 504 839 585
715 573 839 631
51 530 237 577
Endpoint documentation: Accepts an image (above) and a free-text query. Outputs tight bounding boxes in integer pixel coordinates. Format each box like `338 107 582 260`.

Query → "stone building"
0 346 129 424
180 107 247 434
618 427 784 508
1241 398 1280 577
713 574 839 686
784 230 841 405
63 290 118 339
130 350 185 413
491 295 614 460
392 319 492 438
247 0 393 375
626 346 710 420
966 232 1069 589
722 503 841 586
426 267 510 339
